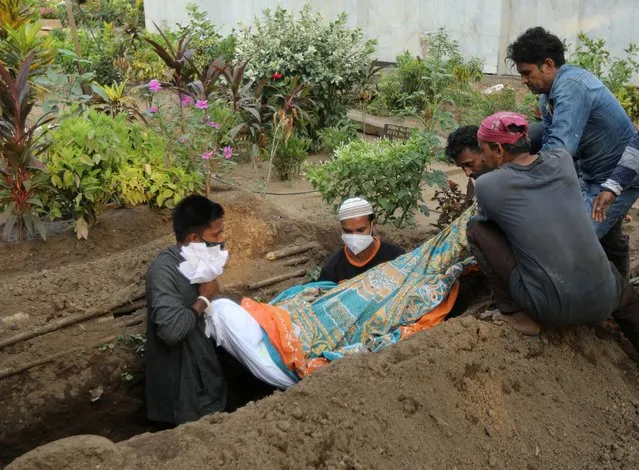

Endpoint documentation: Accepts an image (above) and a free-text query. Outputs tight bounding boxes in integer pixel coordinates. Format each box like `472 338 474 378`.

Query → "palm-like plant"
263 77 314 191
205 60 267 162
266 77 314 141
144 24 197 91
0 0 36 38
0 52 54 240
91 80 146 122
0 23 55 77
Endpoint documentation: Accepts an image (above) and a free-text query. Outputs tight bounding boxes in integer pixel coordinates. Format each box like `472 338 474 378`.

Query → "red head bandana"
477 111 529 145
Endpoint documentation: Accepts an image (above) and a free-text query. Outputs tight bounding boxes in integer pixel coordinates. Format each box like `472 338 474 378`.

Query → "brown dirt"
8 317 639 470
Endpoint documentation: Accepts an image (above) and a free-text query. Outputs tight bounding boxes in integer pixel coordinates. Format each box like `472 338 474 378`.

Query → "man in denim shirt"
507 27 638 278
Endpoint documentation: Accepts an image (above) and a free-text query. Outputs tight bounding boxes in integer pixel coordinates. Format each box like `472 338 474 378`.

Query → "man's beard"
527 85 543 95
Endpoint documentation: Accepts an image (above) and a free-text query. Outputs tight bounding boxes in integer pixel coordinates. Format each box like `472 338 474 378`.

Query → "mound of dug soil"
10 316 639 470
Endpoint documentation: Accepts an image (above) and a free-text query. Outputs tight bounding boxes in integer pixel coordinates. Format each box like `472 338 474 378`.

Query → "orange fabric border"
240 298 317 377
398 280 460 339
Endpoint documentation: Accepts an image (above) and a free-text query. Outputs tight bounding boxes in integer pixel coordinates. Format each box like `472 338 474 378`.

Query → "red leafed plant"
0 51 54 240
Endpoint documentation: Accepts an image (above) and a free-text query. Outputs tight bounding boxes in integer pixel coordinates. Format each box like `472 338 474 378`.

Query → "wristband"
197 295 211 310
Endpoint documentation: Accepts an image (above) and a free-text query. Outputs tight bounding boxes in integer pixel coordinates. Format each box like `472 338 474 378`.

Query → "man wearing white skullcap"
318 197 405 284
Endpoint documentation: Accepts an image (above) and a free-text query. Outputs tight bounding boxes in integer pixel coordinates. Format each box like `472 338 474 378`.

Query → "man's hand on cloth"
591 190 616 223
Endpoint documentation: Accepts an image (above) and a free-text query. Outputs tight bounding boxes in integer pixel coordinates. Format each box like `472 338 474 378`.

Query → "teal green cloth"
270 204 477 364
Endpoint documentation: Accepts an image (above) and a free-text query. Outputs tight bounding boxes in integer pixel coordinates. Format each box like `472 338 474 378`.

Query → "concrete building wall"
143 0 639 80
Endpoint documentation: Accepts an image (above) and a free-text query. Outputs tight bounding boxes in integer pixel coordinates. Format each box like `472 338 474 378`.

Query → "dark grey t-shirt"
474 148 621 325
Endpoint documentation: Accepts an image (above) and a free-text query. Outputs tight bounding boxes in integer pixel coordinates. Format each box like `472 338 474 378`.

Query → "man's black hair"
445 125 480 162
487 125 531 155
172 194 224 243
506 27 566 67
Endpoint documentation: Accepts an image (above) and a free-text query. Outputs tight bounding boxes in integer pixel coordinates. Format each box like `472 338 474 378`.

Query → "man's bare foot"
500 311 541 336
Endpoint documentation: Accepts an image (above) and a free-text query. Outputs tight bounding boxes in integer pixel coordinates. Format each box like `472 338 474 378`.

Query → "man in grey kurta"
146 195 228 425
467 112 639 350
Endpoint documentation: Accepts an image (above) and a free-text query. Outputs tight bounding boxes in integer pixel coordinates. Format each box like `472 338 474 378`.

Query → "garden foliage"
272 134 311 181
235 4 376 128
307 134 446 228
570 32 639 122
368 29 483 119
455 87 540 126
46 109 200 238
13 0 639 244
0 52 53 241
317 120 359 153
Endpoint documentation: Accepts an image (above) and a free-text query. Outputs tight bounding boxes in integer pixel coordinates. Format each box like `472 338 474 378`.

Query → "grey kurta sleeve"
147 259 198 346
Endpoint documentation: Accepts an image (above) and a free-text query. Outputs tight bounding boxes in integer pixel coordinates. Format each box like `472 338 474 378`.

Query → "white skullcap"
338 197 374 221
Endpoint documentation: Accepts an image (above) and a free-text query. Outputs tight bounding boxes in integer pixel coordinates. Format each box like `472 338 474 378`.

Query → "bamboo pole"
65 0 83 75
265 243 318 261
65 0 91 95
281 256 310 267
248 269 307 290
0 286 144 350
0 335 117 381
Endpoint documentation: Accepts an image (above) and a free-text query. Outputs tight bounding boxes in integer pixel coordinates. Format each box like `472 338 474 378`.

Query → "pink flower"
178 136 187 143
195 100 208 109
223 146 233 159
180 95 193 106
148 79 161 92
148 106 158 113
207 121 221 129
201 151 213 160
272 72 283 80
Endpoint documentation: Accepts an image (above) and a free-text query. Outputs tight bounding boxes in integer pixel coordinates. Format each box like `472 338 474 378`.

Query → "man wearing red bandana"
466 111 639 351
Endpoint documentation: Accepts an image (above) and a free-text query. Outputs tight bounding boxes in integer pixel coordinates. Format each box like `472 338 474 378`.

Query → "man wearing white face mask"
319 197 405 284
145 194 228 427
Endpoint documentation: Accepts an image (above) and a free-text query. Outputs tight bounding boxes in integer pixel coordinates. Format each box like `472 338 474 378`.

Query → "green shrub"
366 72 401 116
113 124 201 209
176 3 235 69
145 97 238 175
571 32 639 94
368 55 425 115
307 134 446 227
54 26 125 85
0 23 56 77
273 134 311 181
205 100 243 147
569 32 639 121
457 87 539 126
123 42 170 82
46 109 201 238
317 122 359 153
0 0 37 37
235 4 376 128
57 0 140 28
46 110 125 237
616 85 639 123
368 29 483 119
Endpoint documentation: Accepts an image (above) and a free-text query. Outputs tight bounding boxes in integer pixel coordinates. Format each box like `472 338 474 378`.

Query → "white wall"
143 0 639 80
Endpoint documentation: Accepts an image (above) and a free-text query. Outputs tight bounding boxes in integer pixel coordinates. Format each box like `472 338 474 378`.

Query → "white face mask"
342 233 374 255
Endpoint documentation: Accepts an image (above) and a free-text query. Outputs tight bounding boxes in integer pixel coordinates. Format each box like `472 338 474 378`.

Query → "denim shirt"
610 130 639 193
539 65 636 187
